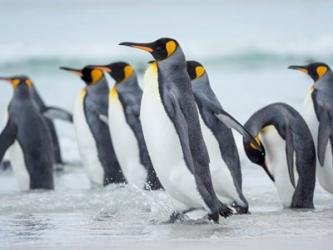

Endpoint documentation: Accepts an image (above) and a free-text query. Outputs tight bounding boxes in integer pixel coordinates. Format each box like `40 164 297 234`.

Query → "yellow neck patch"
110 85 118 99
91 69 103 84
79 87 87 101
317 66 328 79
123 65 134 81
166 41 177 57
195 66 205 79
150 61 158 73
11 79 20 89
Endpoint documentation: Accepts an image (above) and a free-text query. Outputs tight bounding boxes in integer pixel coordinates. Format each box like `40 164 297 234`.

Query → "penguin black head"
93 62 135 83
0 75 33 89
186 61 206 80
243 137 275 182
288 62 331 82
60 65 105 85
119 37 179 61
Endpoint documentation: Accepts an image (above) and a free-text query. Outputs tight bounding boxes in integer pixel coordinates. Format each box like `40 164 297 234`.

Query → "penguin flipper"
285 129 296 188
317 110 331 166
42 106 73 123
98 114 109 125
166 91 195 173
215 110 261 149
0 118 17 161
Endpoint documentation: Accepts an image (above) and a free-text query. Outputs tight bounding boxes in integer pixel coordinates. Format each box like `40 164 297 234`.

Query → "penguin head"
60 65 105 85
288 62 331 81
244 137 275 182
186 61 206 80
93 62 135 83
0 75 33 89
119 37 179 61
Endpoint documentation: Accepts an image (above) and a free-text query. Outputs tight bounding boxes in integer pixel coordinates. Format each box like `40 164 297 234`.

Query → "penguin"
0 75 54 190
186 60 249 213
0 82 73 168
93 62 162 190
120 38 232 223
60 65 126 186
289 62 333 194
243 103 316 208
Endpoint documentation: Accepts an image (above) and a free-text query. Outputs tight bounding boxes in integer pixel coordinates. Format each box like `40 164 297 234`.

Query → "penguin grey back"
188 61 247 211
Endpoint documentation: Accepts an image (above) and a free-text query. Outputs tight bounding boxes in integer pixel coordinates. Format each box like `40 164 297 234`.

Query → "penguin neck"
86 77 109 97
157 47 186 72
13 85 32 100
313 71 333 96
30 85 46 108
192 74 223 109
116 74 139 93
245 108 280 138
192 74 211 93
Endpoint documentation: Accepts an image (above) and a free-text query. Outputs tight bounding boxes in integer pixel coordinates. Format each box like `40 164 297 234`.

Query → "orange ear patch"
166 40 177 57
317 66 328 79
123 65 134 81
25 79 33 87
195 66 205 79
91 69 103 84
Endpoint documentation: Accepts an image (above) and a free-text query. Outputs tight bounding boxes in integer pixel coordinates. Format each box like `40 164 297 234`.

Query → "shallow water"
1 163 332 249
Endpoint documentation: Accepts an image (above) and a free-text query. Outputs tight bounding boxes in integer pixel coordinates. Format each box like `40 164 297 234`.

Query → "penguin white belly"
8 141 30 191
259 125 298 208
140 64 206 211
74 89 104 185
304 94 333 193
198 110 243 206
108 90 147 188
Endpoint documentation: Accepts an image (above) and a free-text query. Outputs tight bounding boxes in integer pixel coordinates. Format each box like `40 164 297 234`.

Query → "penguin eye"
156 46 163 51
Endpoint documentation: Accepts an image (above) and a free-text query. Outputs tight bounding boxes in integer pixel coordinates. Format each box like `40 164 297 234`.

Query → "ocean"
0 0 333 249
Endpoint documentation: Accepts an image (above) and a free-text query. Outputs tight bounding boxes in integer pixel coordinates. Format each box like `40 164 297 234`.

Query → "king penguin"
93 62 162 190
289 62 333 195
243 103 316 208
0 81 73 169
186 60 249 213
60 65 126 186
0 75 54 190
120 38 232 223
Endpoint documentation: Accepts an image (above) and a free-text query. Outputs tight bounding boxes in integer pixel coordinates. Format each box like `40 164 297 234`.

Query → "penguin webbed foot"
208 204 233 224
218 203 233 218
231 202 250 214
165 211 186 224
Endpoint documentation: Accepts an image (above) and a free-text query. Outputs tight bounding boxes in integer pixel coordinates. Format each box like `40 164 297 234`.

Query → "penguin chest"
197 108 240 205
304 94 333 193
140 65 203 209
259 125 298 207
74 90 104 185
108 91 146 188
8 141 30 191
